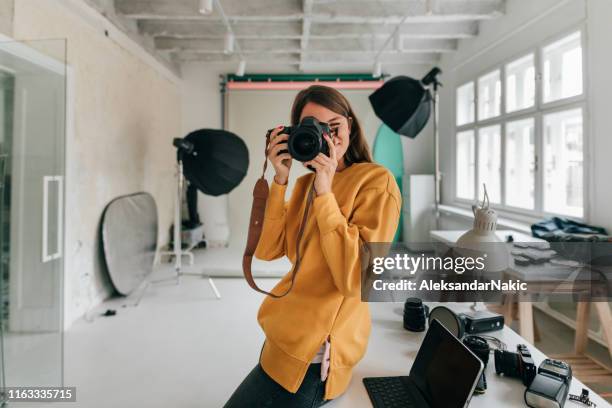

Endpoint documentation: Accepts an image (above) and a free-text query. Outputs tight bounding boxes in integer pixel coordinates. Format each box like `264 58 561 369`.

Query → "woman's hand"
304 133 337 196
267 126 292 185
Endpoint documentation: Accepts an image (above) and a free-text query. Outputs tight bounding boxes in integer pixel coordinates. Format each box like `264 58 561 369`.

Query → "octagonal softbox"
182 129 249 196
369 75 431 139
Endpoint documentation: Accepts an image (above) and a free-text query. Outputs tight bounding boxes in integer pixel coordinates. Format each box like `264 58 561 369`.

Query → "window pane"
505 118 535 209
477 125 501 203
456 82 475 126
506 54 535 113
478 70 501 120
543 31 583 103
543 109 583 217
456 130 475 200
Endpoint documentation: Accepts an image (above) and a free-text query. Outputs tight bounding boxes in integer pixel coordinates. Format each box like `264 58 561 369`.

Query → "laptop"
363 318 484 408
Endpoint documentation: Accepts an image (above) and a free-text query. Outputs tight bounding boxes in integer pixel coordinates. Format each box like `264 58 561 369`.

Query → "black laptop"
363 319 484 408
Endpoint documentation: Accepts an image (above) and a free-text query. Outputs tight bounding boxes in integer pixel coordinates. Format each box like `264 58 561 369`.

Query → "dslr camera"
525 359 572 408
494 344 537 386
268 116 332 163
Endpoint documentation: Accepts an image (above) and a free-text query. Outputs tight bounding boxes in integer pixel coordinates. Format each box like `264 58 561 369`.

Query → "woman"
224 85 401 407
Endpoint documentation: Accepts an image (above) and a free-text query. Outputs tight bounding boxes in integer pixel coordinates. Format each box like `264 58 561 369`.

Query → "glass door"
0 39 66 403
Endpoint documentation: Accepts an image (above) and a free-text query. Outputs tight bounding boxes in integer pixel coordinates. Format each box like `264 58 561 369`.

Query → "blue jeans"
223 363 331 408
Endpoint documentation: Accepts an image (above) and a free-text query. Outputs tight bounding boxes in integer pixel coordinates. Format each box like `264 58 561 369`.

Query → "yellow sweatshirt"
254 161 401 400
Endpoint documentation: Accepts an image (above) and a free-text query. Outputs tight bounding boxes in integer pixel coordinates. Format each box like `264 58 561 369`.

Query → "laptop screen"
409 319 483 408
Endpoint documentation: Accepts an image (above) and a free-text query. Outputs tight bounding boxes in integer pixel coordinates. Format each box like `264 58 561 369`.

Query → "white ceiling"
94 0 506 74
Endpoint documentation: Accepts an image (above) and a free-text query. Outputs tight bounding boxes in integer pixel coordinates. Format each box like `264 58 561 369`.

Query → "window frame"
453 26 589 222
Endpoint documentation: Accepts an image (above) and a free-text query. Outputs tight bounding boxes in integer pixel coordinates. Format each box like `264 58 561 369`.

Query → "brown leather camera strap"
242 132 315 298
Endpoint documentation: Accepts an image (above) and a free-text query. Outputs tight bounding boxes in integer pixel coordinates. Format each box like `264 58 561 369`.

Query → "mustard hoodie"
254 161 401 401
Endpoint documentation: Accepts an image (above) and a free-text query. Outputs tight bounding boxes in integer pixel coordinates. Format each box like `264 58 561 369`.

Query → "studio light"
373 61 382 78
224 32 235 54
236 60 246 76
199 0 214 15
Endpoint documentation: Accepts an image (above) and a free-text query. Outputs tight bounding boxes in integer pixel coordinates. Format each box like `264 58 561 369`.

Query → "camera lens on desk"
403 298 429 332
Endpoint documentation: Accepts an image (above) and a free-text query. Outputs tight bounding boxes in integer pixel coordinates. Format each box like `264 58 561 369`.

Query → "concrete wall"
11 0 182 326
437 0 612 232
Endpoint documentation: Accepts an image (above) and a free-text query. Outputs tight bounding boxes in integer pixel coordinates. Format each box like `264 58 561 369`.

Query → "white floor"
186 246 291 278
48 261 282 408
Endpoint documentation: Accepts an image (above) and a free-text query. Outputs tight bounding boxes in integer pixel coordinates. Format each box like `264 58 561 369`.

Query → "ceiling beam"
140 20 477 40
155 38 456 53
121 1 504 23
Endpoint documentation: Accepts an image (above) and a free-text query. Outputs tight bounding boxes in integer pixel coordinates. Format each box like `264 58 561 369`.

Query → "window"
478 70 501 120
543 31 583 103
456 130 475 200
506 54 535 113
543 109 583 217
477 125 501 203
456 82 475 126
505 118 535 209
455 29 585 219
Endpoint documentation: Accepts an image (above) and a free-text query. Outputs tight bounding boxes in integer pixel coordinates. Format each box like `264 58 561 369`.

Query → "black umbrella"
369 75 431 138
180 128 249 196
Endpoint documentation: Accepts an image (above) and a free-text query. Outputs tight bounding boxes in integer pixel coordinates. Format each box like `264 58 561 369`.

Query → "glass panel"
543 31 583 103
456 82 475 126
506 54 535 113
543 109 583 217
0 38 66 396
477 125 501 203
478 70 501 120
456 130 475 200
505 118 535 209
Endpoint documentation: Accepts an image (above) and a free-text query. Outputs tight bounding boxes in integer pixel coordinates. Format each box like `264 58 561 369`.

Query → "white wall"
10 0 182 326
437 0 612 232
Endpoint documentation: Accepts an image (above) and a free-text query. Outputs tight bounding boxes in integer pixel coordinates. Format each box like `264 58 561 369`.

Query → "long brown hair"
290 85 373 166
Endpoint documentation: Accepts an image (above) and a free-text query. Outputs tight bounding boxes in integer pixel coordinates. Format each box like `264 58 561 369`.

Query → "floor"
16 255 611 407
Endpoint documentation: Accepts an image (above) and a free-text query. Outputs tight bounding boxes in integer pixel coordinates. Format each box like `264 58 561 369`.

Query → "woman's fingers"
268 133 288 150
315 153 334 167
274 153 292 163
324 134 337 162
268 139 289 158
303 160 321 171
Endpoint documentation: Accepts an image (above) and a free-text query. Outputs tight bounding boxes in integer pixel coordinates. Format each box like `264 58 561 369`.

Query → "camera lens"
293 133 318 158
289 127 322 161
403 298 429 332
494 349 520 378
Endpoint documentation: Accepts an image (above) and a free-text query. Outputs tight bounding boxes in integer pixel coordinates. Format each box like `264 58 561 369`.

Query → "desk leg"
518 300 535 344
503 294 515 325
593 302 612 360
574 302 590 355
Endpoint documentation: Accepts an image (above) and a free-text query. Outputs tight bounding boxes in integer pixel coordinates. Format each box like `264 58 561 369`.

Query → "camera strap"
242 133 315 298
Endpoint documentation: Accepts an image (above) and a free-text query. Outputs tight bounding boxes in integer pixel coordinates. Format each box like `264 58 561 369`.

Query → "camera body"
271 116 332 163
494 344 537 386
524 359 572 408
463 335 490 394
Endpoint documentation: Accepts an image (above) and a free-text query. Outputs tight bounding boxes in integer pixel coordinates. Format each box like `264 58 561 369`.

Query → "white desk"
329 302 609 407
430 230 543 246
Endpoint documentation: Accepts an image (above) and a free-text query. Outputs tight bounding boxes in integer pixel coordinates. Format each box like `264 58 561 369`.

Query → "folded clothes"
531 217 609 242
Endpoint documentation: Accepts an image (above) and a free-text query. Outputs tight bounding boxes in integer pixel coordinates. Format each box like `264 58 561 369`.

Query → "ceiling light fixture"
224 32 235 54
236 60 246 77
199 0 214 15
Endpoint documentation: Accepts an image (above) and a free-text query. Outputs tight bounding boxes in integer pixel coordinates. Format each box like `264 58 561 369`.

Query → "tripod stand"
157 139 221 299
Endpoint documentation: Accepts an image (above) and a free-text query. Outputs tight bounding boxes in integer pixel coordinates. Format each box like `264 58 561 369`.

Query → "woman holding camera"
224 85 401 407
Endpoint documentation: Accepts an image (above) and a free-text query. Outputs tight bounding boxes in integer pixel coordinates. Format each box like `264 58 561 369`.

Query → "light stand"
157 139 221 299
421 67 443 229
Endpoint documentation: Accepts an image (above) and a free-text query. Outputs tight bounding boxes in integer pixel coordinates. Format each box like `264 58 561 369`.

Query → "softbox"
182 128 249 196
369 75 431 138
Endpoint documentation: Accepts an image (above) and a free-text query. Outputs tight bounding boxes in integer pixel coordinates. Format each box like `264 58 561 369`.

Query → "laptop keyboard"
363 377 418 408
